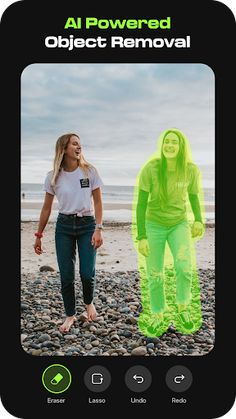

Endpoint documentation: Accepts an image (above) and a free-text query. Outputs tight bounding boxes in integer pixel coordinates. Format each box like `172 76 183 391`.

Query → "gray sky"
21 63 214 185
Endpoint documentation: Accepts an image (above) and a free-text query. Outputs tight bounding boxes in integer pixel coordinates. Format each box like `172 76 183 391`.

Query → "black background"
0 1 235 418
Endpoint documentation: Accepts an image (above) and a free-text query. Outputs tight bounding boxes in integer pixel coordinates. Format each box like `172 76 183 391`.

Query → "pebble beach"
21 221 215 356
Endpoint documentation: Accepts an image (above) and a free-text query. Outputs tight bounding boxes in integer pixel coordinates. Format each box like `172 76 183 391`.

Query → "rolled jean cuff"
65 310 76 317
83 294 94 305
176 293 192 306
151 308 164 314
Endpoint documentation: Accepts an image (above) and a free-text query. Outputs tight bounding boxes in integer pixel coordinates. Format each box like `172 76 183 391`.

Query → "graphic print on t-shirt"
80 178 90 188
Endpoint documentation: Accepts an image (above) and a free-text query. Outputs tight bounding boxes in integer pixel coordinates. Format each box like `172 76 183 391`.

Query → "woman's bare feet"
59 315 76 333
85 303 97 321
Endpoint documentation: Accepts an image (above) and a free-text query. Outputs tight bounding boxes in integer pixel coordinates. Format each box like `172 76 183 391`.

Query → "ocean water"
21 183 215 223
21 183 215 203
21 183 138 203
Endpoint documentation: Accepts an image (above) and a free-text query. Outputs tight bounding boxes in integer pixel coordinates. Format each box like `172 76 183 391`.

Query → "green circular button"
42 364 72 394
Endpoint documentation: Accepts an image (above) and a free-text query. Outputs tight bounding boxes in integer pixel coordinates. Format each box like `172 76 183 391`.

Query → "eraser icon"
50 373 63 385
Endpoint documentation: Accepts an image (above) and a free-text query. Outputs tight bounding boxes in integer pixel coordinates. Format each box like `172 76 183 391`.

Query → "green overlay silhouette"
132 128 205 337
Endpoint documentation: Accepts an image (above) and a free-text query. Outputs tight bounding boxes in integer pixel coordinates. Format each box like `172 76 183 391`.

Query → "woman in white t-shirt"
33 133 104 333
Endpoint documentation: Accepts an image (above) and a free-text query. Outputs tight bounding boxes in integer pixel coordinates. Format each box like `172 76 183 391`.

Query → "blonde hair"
51 133 93 187
157 128 193 206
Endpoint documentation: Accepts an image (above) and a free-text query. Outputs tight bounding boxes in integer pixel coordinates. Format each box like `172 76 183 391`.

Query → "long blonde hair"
51 133 92 187
157 128 192 206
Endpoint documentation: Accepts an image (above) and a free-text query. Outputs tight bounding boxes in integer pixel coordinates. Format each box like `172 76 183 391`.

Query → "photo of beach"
21 63 215 356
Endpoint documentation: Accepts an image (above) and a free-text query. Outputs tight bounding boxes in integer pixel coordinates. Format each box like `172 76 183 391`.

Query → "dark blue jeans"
55 214 96 316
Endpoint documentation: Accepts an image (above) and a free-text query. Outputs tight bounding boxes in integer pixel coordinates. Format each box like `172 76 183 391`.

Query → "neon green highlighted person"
132 128 205 337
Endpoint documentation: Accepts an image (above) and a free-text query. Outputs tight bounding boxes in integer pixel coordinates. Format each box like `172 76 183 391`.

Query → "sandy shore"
21 221 214 273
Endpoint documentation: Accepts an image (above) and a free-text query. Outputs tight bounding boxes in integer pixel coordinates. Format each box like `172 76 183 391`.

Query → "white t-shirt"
44 166 103 216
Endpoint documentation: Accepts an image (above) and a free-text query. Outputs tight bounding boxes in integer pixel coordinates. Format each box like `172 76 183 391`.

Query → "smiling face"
64 135 82 161
162 132 180 159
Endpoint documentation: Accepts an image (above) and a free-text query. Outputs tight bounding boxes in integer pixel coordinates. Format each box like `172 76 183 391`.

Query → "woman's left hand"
91 230 103 249
191 221 204 238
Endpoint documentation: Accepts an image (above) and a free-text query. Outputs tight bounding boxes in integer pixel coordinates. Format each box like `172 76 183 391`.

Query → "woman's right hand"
34 238 43 255
138 239 150 257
